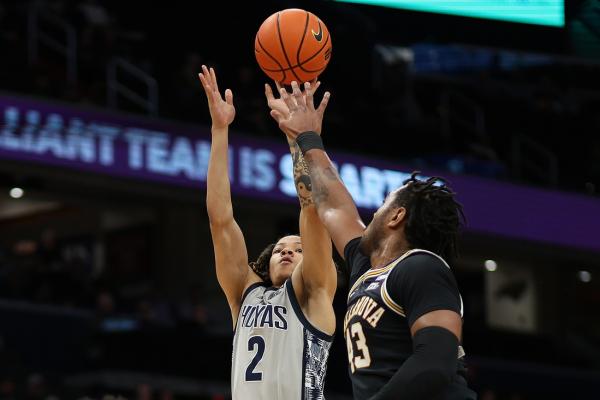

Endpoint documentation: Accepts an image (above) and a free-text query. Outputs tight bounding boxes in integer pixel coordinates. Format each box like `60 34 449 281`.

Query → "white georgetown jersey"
231 279 333 400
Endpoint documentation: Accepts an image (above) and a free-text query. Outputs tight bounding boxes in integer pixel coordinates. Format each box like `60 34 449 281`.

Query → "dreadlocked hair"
393 171 466 262
249 243 275 286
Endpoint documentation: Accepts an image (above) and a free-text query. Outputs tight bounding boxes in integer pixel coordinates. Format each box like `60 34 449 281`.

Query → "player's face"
360 187 405 254
269 235 303 287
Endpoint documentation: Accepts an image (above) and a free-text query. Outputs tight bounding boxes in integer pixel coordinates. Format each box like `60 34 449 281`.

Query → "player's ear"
387 207 406 229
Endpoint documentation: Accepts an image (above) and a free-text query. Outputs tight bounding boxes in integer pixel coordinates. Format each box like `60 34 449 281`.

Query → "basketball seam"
261 33 330 73
297 31 330 74
260 63 328 74
256 35 287 83
295 11 310 70
276 11 302 83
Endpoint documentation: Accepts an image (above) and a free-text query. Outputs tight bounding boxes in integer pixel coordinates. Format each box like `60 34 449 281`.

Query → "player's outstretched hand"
267 81 330 140
265 80 321 131
198 65 235 131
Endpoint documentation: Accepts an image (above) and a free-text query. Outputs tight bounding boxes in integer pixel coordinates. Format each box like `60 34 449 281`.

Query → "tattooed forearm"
311 169 330 205
289 141 314 208
304 152 339 207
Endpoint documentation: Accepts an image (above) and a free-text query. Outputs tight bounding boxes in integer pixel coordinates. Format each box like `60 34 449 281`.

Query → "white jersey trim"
285 279 334 342
233 282 269 333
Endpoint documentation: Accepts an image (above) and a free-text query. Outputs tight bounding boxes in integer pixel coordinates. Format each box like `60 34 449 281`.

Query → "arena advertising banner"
1 93 599 252
334 0 565 27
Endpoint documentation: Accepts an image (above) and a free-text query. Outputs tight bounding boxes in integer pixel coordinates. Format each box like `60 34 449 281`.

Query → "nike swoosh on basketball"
311 22 323 42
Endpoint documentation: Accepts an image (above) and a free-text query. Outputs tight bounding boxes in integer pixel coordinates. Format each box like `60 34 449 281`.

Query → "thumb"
224 89 234 105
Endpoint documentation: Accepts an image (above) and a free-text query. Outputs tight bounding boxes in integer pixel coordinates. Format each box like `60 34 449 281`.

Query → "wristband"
296 131 324 154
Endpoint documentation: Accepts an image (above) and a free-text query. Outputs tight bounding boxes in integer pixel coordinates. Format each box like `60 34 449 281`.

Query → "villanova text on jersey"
343 295 385 331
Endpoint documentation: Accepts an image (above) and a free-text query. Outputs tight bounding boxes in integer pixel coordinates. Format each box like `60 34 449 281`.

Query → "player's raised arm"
268 81 366 257
265 81 336 334
291 140 337 334
200 66 260 324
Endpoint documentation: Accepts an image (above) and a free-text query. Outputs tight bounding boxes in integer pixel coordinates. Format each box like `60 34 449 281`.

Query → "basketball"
254 8 332 85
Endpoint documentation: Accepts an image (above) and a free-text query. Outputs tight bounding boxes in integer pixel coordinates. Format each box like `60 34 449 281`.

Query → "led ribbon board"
1 93 599 252
334 0 565 27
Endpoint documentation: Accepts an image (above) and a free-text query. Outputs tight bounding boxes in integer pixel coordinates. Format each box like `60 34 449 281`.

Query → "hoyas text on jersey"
240 304 288 330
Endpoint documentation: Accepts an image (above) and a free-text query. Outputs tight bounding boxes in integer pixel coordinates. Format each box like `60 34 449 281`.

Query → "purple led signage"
1 94 599 252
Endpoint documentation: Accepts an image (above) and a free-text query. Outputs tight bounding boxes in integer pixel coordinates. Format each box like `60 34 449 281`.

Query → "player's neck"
369 238 411 270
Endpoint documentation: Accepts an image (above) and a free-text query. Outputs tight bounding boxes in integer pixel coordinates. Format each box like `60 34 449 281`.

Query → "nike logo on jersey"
366 282 380 291
312 22 323 42
240 304 288 330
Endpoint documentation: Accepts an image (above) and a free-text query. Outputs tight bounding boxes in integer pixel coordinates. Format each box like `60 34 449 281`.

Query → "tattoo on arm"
290 141 314 208
304 152 339 206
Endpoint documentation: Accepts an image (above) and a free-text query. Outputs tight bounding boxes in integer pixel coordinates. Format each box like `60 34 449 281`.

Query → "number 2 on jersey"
346 322 371 373
245 335 265 381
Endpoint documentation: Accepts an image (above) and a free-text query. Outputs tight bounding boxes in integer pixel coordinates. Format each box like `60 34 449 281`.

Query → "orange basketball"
254 8 332 85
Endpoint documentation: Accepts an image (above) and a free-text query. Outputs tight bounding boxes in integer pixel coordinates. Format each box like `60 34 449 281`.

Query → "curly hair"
393 171 466 261
249 242 276 286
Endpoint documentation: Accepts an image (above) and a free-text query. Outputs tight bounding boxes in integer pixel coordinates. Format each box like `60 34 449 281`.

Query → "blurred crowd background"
0 0 599 399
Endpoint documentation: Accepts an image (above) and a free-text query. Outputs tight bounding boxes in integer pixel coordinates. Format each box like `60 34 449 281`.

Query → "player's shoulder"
396 250 451 276
241 281 271 303
344 236 371 278
343 236 363 259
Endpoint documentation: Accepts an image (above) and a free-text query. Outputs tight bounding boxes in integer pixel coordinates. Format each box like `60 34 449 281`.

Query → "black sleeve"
343 236 371 286
386 253 461 327
368 326 458 400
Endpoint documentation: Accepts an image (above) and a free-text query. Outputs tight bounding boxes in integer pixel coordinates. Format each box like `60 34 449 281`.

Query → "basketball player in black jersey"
267 81 477 400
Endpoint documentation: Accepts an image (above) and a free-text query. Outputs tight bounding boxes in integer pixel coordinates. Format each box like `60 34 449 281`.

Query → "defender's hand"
265 81 321 128
267 81 330 139
198 65 235 131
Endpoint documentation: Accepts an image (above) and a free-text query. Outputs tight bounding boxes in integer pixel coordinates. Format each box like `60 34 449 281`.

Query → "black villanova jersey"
343 238 476 400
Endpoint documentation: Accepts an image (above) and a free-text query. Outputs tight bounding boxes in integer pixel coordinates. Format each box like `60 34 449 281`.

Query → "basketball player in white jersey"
199 65 336 400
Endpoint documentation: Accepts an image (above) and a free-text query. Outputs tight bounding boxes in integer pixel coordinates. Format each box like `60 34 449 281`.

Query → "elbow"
419 346 457 390
405 365 453 399
318 208 337 226
207 206 234 227
426 365 454 388
409 325 458 396
418 350 457 394
429 366 454 396
208 215 233 228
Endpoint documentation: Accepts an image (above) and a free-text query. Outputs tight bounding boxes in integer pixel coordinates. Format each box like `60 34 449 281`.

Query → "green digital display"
334 0 564 27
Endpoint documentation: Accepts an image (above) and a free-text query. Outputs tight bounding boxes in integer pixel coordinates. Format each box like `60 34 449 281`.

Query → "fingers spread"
198 72 214 101
209 67 219 94
198 72 208 89
304 81 315 111
317 91 331 115
312 81 321 94
201 65 211 87
291 81 305 108
280 86 297 111
265 83 276 103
